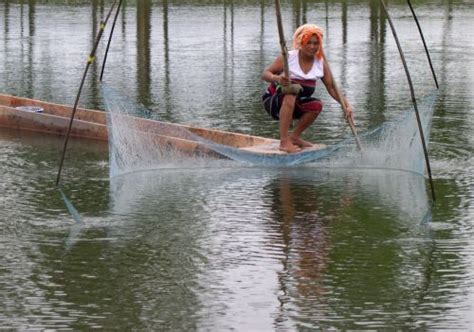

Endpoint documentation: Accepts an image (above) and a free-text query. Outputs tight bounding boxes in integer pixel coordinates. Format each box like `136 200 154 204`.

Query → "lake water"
1 0 473 329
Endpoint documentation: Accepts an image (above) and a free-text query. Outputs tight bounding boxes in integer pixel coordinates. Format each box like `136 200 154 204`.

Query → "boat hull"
0 93 330 165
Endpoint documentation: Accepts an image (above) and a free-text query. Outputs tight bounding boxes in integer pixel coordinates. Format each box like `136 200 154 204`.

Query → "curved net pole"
380 0 436 202
100 0 123 82
55 0 117 186
407 0 439 89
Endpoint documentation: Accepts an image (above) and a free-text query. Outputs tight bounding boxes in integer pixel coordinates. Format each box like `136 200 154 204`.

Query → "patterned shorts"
262 79 323 120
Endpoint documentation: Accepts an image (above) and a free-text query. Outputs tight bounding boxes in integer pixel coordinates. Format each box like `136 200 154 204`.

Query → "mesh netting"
102 83 226 177
325 92 438 174
102 83 438 177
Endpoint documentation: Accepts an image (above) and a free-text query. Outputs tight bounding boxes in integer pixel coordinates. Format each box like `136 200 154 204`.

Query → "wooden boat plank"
0 94 271 148
0 93 332 164
112 113 273 148
0 105 108 141
240 141 327 155
0 94 107 125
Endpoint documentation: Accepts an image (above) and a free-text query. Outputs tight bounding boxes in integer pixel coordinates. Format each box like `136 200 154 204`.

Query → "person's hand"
276 75 291 86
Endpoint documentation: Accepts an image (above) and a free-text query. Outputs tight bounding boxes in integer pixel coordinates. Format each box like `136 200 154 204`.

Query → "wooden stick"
322 54 363 151
274 0 302 95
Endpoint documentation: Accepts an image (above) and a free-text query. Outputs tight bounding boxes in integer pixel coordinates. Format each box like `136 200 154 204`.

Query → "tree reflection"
365 0 387 127
223 0 235 108
27 0 35 96
163 0 171 114
264 169 431 327
136 0 151 107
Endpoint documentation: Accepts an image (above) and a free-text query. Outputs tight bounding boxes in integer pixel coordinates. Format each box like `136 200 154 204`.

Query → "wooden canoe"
0 93 331 165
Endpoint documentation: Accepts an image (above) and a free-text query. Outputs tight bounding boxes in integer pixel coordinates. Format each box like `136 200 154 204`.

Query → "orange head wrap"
292 24 324 59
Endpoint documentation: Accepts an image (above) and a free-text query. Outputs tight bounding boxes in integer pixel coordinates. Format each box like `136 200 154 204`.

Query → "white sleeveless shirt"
287 49 324 81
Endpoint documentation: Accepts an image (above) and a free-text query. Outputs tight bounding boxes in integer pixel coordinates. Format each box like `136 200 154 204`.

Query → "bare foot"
291 136 313 148
279 140 301 153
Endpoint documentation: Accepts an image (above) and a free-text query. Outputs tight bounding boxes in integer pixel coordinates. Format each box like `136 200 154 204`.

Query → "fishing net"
322 91 438 175
101 83 227 177
101 82 438 177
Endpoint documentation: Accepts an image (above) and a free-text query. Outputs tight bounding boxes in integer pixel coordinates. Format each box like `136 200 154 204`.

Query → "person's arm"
261 55 291 86
321 60 353 119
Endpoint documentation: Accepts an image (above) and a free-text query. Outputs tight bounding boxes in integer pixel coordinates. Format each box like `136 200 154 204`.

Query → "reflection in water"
223 0 235 108
27 0 35 37
293 0 308 29
438 0 453 111
269 173 332 326
265 169 430 328
259 0 264 68
89 0 102 109
293 0 300 29
324 0 329 39
162 0 171 114
341 0 347 46
137 0 151 107
4 1 9 36
340 0 348 89
366 0 387 127
27 1 35 96
1 1 473 329
105 167 430 328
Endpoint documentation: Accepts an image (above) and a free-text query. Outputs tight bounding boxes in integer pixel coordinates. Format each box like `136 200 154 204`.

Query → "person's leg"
279 94 300 153
290 98 323 148
291 111 318 147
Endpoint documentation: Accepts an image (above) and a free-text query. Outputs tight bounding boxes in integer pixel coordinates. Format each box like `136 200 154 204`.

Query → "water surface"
1 0 473 329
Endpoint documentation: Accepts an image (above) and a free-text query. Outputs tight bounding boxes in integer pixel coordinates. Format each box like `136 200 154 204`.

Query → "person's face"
302 35 320 56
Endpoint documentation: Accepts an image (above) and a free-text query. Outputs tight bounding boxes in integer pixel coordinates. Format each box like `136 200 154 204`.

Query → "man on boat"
261 24 353 153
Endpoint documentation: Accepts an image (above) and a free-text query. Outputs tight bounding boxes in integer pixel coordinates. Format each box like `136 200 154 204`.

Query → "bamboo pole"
407 0 439 89
100 0 123 82
274 0 302 95
380 0 436 201
56 0 117 186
